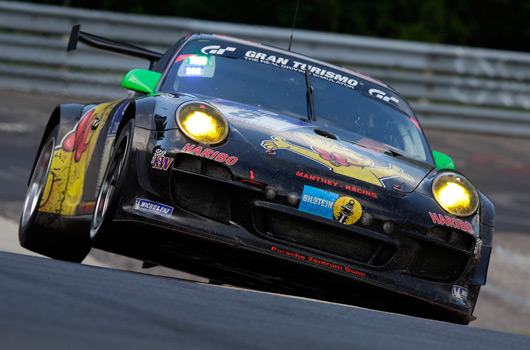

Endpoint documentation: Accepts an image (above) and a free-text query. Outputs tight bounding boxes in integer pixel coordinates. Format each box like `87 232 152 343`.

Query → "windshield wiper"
342 138 405 158
305 68 316 122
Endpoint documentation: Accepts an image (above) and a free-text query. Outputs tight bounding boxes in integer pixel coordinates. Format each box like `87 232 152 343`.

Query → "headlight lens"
432 173 479 217
176 102 228 145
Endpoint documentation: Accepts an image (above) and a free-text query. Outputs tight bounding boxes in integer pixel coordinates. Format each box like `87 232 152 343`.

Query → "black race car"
20 25 494 324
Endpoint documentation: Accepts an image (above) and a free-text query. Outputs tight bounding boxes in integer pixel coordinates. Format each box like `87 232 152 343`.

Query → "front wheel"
90 119 134 242
19 125 91 262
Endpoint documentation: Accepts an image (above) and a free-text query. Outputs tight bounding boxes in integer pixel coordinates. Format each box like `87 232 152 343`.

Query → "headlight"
176 102 228 145
432 172 479 217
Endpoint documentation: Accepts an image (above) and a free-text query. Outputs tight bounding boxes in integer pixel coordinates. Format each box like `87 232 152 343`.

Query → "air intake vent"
254 208 395 266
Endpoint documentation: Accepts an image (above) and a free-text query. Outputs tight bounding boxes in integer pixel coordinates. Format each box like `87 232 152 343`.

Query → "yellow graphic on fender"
39 102 119 215
261 132 413 187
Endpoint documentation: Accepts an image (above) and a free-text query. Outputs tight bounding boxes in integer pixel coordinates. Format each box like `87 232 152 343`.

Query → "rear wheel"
90 119 134 242
19 125 91 262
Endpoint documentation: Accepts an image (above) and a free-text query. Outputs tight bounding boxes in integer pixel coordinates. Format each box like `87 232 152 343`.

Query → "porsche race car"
19 25 494 324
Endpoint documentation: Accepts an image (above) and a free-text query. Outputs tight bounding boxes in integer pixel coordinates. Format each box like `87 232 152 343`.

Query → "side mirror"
432 150 455 170
121 69 162 94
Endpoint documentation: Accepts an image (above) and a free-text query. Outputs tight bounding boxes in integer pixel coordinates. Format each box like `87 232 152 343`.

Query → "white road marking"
0 215 37 256
0 122 30 133
0 166 28 181
488 192 530 214
495 245 530 271
483 282 530 310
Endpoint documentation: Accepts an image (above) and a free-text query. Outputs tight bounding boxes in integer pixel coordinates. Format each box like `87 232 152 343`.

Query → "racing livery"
19 26 494 324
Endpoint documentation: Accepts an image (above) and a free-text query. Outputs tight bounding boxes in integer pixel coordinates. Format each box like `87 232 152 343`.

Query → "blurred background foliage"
22 0 530 51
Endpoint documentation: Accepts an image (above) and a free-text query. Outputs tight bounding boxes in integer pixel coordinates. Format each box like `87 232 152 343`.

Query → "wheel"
90 119 134 242
19 125 91 262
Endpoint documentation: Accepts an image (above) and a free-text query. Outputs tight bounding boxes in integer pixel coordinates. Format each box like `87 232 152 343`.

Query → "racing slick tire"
19 125 92 262
90 119 134 243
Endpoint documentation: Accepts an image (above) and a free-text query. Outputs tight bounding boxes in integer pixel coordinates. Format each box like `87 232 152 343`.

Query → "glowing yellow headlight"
432 173 479 217
177 102 228 145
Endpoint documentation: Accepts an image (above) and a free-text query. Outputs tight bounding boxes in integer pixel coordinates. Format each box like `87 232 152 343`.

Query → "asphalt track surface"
1 90 530 346
1 251 529 350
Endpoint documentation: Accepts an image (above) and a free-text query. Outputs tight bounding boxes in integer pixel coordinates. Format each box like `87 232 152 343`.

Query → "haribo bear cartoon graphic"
261 132 413 187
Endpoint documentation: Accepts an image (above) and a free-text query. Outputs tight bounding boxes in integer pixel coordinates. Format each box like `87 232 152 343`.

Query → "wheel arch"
115 100 137 140
28 104 87 185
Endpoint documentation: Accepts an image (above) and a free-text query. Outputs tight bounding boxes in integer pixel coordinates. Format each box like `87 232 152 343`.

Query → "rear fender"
37 102 120 218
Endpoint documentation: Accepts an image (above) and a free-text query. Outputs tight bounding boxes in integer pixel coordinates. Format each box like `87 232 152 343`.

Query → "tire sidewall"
19 125 58 242
90 119 134 241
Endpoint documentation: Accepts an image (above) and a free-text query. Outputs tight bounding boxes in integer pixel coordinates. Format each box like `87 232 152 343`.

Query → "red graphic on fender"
62 109 97 162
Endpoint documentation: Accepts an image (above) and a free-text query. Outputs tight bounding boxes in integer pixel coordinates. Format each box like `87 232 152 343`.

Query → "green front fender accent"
432 150 455 170
121 69 162 94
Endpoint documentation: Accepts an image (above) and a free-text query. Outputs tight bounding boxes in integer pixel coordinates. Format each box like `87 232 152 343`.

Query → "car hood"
204 98 435 194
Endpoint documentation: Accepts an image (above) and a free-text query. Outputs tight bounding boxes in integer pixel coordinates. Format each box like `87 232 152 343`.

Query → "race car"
19 25 494 324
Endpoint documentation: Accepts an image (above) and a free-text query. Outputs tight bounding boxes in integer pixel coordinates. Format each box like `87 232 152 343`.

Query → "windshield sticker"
369 88 399 105
244 50 359 90
201 45 236 56
213 100 310 131
261 132 413 188
177 41 408 115
298 185 362 225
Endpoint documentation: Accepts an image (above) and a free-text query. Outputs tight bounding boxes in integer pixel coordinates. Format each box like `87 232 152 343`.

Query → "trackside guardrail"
1 1 530 136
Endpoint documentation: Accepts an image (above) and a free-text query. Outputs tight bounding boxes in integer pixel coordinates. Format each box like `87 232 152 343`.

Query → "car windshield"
161 39 430 161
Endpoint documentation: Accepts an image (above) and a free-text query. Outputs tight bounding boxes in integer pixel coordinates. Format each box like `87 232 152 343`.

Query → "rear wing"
67 24 163 67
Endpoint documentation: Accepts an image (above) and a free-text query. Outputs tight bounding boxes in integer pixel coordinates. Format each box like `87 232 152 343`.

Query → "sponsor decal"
181 143 238 165
298 185 362 225
201 45 236 56
151 148 174 171
369 88 400 105
270 246 365 277
262 132 413 188
474 238 483 259
333 196 362 225
299 186 339 220
134 199 173 217
429 212 475 235
295 171 377 198
452 285 468 301
244 50 359 90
